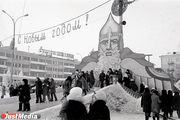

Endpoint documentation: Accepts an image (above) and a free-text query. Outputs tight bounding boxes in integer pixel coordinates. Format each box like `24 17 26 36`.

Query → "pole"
2 10 28 86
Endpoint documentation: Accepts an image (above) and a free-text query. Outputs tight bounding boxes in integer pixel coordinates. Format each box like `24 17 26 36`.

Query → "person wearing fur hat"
59 87 88 120
88 90 110 120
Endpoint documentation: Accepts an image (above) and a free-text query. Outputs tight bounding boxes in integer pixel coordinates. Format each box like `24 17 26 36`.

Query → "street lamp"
2 10 28 86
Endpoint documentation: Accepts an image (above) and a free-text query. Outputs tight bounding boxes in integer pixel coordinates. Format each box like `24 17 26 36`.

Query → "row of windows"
0 52 74 66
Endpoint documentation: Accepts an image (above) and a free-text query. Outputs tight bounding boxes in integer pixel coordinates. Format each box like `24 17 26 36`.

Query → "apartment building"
0 46 80 85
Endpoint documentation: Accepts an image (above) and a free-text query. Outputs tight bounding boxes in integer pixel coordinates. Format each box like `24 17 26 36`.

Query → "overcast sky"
0 0 180 67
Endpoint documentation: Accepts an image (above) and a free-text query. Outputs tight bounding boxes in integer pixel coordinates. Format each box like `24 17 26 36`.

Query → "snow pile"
101 83 143 114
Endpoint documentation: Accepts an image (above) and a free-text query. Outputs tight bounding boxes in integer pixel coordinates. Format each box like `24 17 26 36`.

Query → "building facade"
0 46 80 86
160 52 180 80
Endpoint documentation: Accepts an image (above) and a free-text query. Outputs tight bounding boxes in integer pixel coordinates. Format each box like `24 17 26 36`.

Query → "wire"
18 0 27 34
0 0 111 41
17 0 112 35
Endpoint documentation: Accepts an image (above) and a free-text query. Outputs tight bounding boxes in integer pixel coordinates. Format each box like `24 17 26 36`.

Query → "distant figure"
33 77 43 103
160 90 168 119
129 79 138 92
1 85 6 99
63 76 72 97
167 90 173 117
49 78 57 101
59 87 88 120
9 84 14 97
88 90 110 120
151 90 161 120
123 71 130 88
17 81 24 111
79 71 88 95
140 82 145 94
173 92 180 118
89 70 95 88
99 70 105 88
105 71 110 86
141 88 151 120
22 79 31 111
42 78 51 102
117 69 123 84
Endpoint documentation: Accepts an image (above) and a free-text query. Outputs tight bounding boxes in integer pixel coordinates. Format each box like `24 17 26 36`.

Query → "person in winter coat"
89 70 95 88
33 77 43 103
22 79 31 111
49 78 57 101
79 71 88 95
151 90 161 120
99 70 105 88
17 81 24 111
173 92 180 118
167 90 174 117
42 78 51 102
9 84 14 97
105 71 110 86
140 82 145 95
59 87 88 120
160 90 169 119
63 76 72 97
123 71 130 88
1 85 6 99
141 87 152 120
88 90 110 120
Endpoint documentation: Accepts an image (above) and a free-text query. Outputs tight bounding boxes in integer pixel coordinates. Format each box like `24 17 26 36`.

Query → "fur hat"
94 90 106 101
67 87 83 102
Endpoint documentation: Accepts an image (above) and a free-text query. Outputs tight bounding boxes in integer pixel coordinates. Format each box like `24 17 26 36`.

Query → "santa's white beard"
94 50 121 76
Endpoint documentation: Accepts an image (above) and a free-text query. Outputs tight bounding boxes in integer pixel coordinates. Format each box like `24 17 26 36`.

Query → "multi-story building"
160 52 180 80
0 46 80 86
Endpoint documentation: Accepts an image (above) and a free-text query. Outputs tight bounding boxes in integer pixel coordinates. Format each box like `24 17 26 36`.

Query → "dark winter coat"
89 70 95 87
63 79 72 96
88 100 110 120
34 80 43 95
50 79 56 94
18 85 24 101
160 90 169 112
23 84 31 101
66 100 88 120
99 72 105 82
42 80 49 96
151 93 161 113
173 94 180 111
141 89 152 113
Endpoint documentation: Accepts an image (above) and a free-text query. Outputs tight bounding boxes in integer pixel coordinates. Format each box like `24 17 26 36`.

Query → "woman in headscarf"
49 78 57 101
88 90 110 120
59 87 88 120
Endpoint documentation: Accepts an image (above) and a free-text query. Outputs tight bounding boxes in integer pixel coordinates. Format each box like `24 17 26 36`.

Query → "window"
0 52 5 56
46 60 52 64
23 72 29 76
6 62 11 66
46 67 52 71
22 64 29 68
0 61 4 65
58 62 63 65
39 59 45 62
23 56 30 61
31 57 38 62
30 72 38 77
6 53 12 58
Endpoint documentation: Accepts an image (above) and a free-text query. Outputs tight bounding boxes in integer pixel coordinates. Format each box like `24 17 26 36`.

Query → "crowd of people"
15 77 58 112
141 87 180 120
59 87 110 120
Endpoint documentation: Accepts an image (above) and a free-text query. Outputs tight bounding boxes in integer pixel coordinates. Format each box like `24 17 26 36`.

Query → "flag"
10 39 15 50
